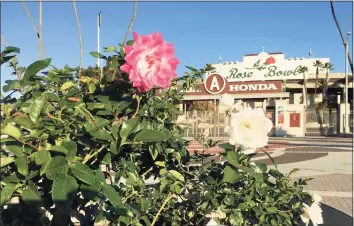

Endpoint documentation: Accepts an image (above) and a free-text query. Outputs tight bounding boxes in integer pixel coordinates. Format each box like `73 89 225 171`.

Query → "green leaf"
2 80 21 92
84 116 110 132
88 82 96 93
223 165 241 183
32 150 51 165
224 150 239 167
22 183 42 206
4 143 24 156
14 117 34 129
219 143 235 151
95 170 106 184
126 40 134 46
169 170 185 182
49 145 68 154
52 173 78 205
1 124 21 139
90 130 112 141
62 140 77 162
60 81 75 92
102 153 111 164
89 52 107 59
44 156 69 180
0 183 18 206
185 65 198 72
23 58 52 79
104 46 117 52
149 146 158 160
253 162 267 173
154 161 165 167
288 168 300 176
29 93 48 122
120 117 139 144
111 125 119 140
102 184 123 207
1 156 15 167
70 162 95 185
3 46 20 54
266 207 278 213
15 155 28 176
134 129 168 142
229 210 244 225
109 141 118 155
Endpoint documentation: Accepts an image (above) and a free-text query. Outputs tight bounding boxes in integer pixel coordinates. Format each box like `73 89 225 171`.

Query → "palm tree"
313 60 323 96
321 62 335 108
330 1 353 73
299 66 309 109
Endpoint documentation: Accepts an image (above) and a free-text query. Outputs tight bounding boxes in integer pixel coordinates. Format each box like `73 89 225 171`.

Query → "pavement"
186 136 354 221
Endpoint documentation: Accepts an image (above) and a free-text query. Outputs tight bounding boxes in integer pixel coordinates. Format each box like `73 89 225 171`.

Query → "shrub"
1 33 318 226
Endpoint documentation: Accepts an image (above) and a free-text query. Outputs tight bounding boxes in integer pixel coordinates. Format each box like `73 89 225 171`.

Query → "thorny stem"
123 0 138 45
82 145 107 164
132 95 141 118
151 193 175 226
141 167 153 178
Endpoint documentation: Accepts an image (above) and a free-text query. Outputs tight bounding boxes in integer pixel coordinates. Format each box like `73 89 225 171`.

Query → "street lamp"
344 32 351 134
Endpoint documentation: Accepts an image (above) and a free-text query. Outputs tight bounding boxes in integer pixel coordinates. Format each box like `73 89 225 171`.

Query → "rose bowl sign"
211 55 330 82
186 74 282 95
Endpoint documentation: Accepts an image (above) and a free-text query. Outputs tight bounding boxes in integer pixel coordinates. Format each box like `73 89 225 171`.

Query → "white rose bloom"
219 94 234 113
206 219 219 226
301 193 323 226
233 100 244 111
218 94 243 113
225 107 272 154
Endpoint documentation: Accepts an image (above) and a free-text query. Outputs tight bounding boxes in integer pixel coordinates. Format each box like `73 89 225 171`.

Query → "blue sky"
1 1 353 88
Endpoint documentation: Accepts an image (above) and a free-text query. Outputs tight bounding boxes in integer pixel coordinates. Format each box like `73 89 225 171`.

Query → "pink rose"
120 31 180 92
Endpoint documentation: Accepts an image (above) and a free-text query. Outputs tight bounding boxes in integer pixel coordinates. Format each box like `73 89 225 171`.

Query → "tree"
321 62 335 108
330 1 353 73
313 60 323 96
299 66 309 108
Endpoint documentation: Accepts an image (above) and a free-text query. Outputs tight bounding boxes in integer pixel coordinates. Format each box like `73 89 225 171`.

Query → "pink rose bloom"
120 31 180 92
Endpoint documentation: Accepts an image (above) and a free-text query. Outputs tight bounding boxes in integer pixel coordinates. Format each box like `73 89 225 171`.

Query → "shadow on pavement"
320 203 353 226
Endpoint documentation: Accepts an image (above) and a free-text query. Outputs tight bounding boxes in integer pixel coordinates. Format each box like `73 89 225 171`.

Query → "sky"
1 1 353 90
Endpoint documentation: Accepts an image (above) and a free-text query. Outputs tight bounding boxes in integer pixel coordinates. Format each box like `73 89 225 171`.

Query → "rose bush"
1 32 321 226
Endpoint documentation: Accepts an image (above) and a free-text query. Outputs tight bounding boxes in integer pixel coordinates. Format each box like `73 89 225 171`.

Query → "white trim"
182 92 290 100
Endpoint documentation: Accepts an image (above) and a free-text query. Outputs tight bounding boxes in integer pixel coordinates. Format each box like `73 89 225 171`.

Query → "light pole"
344 32 351 134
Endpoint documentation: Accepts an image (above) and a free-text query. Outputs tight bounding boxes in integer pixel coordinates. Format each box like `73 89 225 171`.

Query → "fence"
182 111 227 139
305 109 338 136
181 109 341 139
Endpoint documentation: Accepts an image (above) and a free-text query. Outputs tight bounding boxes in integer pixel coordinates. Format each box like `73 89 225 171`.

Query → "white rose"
219 93 234 108
301 193 323 226
225 107 272 154
218 94 243 113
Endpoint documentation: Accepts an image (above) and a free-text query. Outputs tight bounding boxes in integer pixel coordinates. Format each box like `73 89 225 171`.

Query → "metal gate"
182 111 227 139
305 110 338 136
